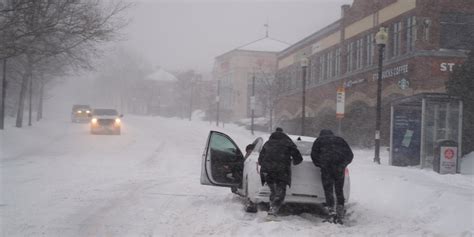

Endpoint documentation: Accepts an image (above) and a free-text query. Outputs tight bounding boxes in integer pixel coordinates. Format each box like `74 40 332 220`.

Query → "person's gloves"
293 159 302 165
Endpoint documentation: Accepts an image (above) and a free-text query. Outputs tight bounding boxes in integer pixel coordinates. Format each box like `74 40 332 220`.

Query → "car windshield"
295 141 313 156
93 109 118 116
72 105 90 111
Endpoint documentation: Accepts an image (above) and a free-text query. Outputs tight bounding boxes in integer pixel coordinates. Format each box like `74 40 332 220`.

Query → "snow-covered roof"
146 68 177 82
237 37 290 52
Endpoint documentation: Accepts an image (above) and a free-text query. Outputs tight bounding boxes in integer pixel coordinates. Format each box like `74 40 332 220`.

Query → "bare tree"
92 48 153 113
0 0 131 127
254 68 287 132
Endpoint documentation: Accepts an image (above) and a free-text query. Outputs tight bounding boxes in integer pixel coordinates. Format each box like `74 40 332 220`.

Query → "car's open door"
200 131 244 187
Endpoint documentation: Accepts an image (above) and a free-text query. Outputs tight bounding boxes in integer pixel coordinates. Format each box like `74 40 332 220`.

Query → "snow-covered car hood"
93 115 119 119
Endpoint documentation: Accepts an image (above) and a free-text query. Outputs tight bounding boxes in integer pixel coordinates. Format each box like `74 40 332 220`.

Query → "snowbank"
461 152 474 174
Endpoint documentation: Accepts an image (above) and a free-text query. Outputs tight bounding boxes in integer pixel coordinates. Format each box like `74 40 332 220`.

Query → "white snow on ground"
1 80 473 237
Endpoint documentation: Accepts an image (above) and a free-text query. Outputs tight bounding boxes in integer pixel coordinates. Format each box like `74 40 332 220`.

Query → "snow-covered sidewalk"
1 115 473 237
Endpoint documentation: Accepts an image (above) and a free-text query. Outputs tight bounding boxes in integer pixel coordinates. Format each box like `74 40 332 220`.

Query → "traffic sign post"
336 87 345 135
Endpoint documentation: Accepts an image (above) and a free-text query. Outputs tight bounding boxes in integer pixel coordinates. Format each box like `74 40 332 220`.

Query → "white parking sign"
336 87 345 119
440 146 457 174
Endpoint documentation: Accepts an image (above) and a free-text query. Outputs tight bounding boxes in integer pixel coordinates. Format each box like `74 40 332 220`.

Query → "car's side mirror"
120 114 124 118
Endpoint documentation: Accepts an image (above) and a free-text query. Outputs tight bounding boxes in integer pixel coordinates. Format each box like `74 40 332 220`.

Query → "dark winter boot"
323 206 336 223
334 205 345 224
326 206 335 216
268 203 280 216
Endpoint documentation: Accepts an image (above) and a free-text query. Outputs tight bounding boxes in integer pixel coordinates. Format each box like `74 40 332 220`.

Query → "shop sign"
398 78 410 90
344 78 366 88
440 62 456 72
336 87 345 119
372 64 409 80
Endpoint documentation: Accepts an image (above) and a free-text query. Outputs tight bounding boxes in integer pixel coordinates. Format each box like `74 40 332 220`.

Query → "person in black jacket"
258 131 303 216
311 129 353 224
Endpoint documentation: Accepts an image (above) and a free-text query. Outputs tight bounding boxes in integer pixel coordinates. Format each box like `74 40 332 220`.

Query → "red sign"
444 148 455 160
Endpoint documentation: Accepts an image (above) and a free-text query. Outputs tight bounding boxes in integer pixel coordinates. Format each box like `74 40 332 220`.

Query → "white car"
90 109 123 135
200 131 350 212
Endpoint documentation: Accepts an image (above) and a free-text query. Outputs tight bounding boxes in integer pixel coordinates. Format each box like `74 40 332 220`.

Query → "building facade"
213 37 289 122
275 0 474 147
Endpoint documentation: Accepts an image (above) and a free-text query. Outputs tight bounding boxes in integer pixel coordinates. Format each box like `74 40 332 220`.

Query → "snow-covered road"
1 115 473 237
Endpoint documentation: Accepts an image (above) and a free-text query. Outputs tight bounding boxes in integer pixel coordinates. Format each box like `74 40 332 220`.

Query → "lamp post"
374 27 388 164
300 56 309 136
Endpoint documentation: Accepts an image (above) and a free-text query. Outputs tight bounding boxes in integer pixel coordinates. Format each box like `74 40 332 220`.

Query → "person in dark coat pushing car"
258 131 303 217
311 129 353 224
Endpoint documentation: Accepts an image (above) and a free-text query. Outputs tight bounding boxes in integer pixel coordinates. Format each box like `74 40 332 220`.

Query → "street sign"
250 96 255 110
440 146 457 174
336 87 345 119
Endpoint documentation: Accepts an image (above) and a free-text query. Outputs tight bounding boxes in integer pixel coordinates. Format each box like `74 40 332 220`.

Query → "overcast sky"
122 0 353 73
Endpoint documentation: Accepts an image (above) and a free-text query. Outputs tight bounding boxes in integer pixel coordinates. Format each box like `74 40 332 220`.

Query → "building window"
320 54 326 80
355 38 364 69
346 42 354 73
366 33 374 66
310 57 318 84
327 51 333 79
392 22 402 57
335 48 341 77
291 66 297 90
407 16 417 52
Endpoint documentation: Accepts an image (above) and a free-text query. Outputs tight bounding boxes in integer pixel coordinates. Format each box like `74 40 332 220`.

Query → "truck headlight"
115 118 121 124
86 110 91 114
91 118 98 124
77 110 82 114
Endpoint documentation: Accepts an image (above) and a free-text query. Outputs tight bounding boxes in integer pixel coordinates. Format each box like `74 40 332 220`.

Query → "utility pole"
300 57 309 136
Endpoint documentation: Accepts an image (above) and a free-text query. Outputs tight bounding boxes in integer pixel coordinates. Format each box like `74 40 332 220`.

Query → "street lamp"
300 56 309 136
374 27 388 164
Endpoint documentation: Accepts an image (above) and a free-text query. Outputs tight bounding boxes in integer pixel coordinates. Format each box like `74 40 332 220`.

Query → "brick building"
213 36 289 122
275 0 474 147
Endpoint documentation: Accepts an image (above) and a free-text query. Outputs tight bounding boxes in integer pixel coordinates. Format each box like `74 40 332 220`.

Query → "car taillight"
345 168 349 176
